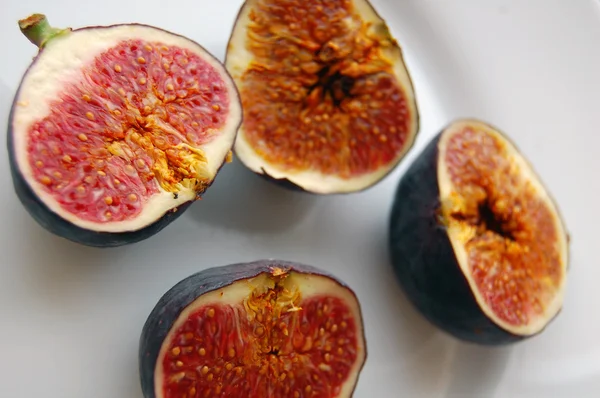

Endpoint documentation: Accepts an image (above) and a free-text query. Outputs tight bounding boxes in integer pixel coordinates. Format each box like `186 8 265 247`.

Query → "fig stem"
18 14 71 48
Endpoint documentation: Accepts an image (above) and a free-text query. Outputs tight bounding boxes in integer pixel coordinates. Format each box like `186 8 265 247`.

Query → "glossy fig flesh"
389 119 569 345
225 0 419 194
139 260 367 398
8 14 241 247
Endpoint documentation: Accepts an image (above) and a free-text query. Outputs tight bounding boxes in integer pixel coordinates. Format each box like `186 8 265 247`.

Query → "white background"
1 0 599 397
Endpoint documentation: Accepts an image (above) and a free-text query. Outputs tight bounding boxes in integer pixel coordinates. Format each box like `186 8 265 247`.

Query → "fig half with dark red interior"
7 14 242 247
139 260 367 398
225 0 419 194
389 119 569 345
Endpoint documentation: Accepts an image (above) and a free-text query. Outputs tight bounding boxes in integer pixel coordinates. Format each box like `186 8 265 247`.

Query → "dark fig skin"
388 131 527 346
7 21 241 248
255 155 422 195
8 149 191 248
257 169 308 193
138 259 367 398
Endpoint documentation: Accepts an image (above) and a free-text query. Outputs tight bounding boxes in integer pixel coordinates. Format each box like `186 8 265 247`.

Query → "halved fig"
389 119 569 345
139 260 367 397
225 0 419 194
7 14 242 247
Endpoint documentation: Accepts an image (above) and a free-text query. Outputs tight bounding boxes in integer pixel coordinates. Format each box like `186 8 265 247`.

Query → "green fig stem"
18 14 71 48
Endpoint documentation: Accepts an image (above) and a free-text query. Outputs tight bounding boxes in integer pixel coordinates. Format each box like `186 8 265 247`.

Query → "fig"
7 14 242 247
389 119 569 345
225 0 419 194
139 259 367 398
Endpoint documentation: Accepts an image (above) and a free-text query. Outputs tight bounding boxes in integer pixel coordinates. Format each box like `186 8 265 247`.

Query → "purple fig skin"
138 259 367 398
7 18 242 247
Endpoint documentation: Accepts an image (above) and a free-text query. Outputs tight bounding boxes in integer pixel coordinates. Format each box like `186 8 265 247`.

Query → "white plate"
1 1 599 397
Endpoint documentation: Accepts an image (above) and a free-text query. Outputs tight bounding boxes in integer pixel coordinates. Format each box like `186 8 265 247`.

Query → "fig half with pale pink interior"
8 14 242 247
139 260 367 398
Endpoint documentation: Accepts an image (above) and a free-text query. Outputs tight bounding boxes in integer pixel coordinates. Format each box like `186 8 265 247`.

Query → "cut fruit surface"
389 119 569 345
225 0 419 193
139 260 367 398
8 14 241 245
437 120 568 335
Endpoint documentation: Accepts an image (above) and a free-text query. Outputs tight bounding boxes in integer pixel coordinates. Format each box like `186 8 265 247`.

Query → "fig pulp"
225 0 419 194
139 260 367 397
7 14 242 247
389 119 569 345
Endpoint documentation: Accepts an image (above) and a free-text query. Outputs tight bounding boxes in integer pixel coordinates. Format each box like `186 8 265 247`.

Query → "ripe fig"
225 0 419 194
139 260 367 398
389 119 570 345
7 14 242 247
